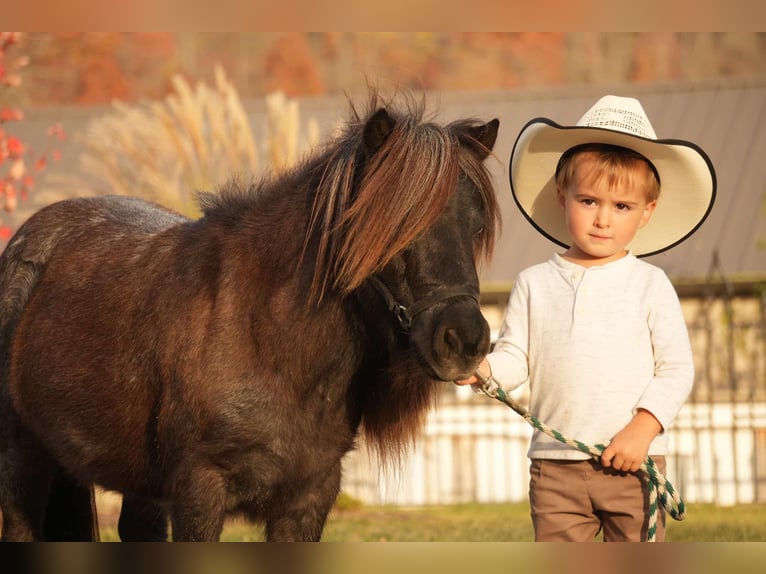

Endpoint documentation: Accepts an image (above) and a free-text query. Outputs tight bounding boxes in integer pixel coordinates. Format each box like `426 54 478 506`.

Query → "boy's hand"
454 373 480 385
600 409 662 473
453 358 490 386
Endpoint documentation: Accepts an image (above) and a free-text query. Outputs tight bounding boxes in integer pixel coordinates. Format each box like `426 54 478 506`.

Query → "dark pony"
0 92 499 541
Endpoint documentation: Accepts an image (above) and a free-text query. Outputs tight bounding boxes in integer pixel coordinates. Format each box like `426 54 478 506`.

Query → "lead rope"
475 372 685 542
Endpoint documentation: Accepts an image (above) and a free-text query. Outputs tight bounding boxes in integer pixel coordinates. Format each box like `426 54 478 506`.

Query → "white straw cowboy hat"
509 95 716 257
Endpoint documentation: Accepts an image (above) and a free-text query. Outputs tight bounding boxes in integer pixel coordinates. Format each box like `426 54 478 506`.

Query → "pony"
0 92 500 541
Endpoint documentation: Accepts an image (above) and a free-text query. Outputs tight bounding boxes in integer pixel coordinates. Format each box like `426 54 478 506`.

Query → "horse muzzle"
423 299 490 381
368 276 489 381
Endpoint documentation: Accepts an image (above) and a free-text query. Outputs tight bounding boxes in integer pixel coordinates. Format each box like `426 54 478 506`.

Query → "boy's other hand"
600 409 662 473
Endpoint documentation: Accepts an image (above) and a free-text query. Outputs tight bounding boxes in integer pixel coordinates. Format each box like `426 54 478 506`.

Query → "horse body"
7 196 363 540
0 94 499 541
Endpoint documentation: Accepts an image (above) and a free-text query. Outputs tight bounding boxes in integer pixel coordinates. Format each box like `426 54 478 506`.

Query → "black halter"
367 275 479 332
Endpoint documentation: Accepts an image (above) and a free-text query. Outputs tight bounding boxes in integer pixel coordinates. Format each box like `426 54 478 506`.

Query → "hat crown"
576 95 657 140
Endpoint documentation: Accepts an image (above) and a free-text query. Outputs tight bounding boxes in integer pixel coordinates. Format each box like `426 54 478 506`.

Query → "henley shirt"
487 252 694 460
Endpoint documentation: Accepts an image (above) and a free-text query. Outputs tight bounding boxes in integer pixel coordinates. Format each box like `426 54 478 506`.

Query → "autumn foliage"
0 32 64 240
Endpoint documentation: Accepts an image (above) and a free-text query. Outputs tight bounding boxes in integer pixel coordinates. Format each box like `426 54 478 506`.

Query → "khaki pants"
529 457 666 542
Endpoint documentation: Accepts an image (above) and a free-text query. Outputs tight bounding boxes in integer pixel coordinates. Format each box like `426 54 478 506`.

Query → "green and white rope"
476 373 685 542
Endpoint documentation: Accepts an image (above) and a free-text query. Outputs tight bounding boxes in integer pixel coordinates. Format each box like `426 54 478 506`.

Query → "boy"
457 95 716 541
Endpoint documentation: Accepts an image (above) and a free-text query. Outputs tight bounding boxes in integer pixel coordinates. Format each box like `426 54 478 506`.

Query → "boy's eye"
616 203 631 211
581 198 596 206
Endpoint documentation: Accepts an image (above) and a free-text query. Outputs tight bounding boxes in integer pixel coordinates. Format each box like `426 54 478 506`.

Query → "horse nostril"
443 327 463 358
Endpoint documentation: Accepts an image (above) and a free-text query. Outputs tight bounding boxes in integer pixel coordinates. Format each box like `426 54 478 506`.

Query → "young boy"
457 95 716 541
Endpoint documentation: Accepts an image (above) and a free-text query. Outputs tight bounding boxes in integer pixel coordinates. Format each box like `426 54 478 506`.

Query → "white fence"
341 394 766 507
670 401 766 505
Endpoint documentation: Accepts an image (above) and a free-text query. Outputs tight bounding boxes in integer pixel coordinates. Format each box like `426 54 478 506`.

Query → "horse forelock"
306 101 497 305
335 121 460 285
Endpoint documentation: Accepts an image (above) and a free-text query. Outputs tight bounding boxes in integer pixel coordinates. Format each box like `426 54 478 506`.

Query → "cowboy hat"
509 94 717 257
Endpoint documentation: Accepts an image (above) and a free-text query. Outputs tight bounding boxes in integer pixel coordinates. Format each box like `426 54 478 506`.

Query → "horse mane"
305 91 500 304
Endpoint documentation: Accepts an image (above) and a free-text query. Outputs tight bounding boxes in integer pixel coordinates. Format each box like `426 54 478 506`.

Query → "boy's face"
557 153 657 266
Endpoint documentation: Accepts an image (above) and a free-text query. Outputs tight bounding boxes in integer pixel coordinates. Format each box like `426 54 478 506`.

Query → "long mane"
305 92 500 303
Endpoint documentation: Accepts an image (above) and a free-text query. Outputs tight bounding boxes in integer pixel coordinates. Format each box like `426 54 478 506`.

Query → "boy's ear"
556 187 566 211
639 200 658 228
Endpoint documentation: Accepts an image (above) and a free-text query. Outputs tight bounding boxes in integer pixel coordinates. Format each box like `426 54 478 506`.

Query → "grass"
98 501 766 542
221 502 535 542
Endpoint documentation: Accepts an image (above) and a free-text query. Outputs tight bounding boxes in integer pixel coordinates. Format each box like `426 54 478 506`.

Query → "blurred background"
9 33 766 104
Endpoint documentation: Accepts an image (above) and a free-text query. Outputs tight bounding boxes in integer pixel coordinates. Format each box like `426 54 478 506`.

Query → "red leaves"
3 135 25 157
1 33 63 220
1 107 23 122
1 121 64 214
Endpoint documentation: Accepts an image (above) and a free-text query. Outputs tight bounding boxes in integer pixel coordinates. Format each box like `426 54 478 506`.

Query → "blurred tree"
22 33 179 106
263 33 325 97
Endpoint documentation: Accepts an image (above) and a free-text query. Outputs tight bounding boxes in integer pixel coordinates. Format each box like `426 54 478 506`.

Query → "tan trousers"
529 457 667 542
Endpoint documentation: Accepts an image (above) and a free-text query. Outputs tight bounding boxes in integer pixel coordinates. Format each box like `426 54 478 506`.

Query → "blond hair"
555 143 661 202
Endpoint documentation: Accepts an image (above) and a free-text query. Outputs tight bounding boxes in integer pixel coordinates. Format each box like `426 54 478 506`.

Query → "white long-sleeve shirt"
487 252 694 460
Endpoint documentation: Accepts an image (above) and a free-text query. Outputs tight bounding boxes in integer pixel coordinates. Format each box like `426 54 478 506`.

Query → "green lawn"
99 501 766 542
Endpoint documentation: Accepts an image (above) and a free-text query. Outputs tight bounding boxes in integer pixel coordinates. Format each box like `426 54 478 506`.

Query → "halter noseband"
367 275 479 332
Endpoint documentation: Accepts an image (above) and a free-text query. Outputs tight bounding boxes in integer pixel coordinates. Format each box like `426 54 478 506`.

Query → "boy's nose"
594 209 610 228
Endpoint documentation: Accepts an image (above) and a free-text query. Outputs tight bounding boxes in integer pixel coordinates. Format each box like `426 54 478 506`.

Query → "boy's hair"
555 143 661 202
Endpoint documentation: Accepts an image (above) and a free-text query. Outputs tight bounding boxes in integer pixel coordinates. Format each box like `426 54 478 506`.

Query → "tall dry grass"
54 65 319 217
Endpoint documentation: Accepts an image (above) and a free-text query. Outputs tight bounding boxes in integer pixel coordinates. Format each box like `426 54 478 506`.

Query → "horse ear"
467 119 500 158
363 108 396 155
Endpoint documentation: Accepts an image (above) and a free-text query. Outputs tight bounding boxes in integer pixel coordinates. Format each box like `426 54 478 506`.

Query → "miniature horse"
0 93 499 541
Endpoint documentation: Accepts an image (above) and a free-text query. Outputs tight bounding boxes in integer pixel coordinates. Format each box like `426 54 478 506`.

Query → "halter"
367 275 479 332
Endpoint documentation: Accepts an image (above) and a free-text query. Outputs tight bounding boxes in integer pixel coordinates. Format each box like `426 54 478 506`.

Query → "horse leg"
43 471 99 541
169 467 227 541
0 431 56 541
0 494 47 541
0 475 50 542
264 463 342 542
118 494 169 541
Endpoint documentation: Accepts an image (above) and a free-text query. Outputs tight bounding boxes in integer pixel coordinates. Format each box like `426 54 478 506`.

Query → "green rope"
476 373 685 542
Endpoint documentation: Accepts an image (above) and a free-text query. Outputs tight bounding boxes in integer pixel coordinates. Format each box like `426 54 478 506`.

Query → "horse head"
359 108 500 381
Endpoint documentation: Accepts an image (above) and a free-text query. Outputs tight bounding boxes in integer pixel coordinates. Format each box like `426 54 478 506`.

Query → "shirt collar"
551 251 637 272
